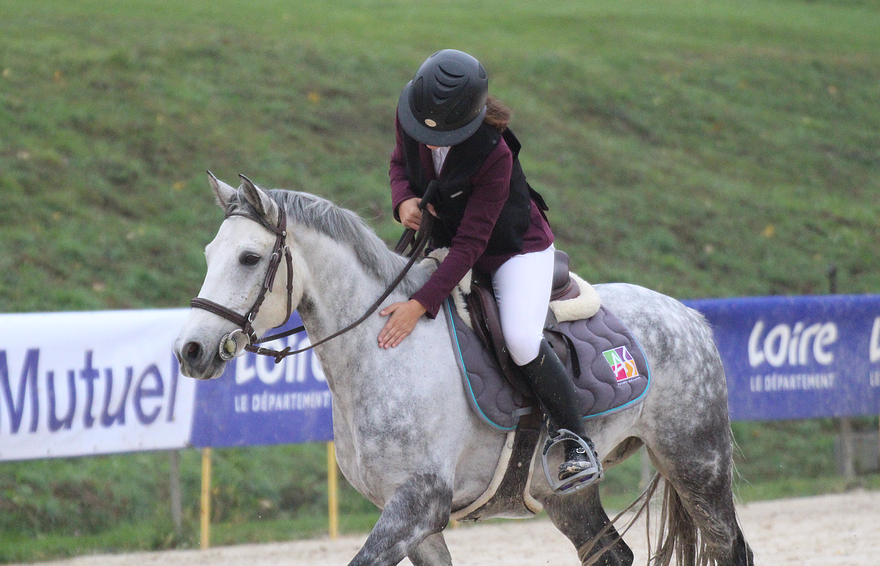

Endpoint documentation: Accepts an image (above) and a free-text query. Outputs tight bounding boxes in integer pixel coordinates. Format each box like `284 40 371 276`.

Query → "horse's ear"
239 174 279 223
207 171 236 209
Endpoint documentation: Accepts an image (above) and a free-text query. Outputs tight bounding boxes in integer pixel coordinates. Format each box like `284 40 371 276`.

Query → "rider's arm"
389 117 423 222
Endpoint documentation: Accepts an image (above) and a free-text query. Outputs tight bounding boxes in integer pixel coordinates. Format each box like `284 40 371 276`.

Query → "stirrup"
541 429 603 495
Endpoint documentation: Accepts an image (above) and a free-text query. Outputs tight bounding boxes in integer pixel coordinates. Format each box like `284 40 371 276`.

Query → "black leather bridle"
190 203 294 362
190 180 438 364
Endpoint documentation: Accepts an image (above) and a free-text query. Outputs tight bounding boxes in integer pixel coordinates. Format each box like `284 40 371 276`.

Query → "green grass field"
1 0 879 561
2 0 878 312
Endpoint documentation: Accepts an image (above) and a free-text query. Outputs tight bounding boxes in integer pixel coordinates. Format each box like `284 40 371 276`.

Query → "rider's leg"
491 245 556 367
519 339 599 480
492 246 601 481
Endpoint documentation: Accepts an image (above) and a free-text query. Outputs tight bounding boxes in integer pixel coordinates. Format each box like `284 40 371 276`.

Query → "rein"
190 181 438 364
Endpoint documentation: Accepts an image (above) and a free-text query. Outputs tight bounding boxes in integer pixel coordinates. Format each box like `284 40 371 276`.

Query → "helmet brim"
397 82 487 147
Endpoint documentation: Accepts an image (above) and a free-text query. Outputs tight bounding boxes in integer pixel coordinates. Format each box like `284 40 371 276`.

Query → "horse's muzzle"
174 337 227 380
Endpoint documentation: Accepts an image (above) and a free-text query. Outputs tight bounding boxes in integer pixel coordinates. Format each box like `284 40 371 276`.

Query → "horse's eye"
240 252 261 266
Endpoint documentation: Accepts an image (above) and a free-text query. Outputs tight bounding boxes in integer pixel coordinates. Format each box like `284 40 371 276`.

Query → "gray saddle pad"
444 299 651 431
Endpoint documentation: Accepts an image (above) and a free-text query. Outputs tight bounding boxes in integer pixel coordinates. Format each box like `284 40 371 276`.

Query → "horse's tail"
650 473 707 566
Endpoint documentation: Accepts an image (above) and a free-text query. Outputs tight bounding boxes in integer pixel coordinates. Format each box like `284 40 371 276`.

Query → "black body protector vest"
402 122 548 256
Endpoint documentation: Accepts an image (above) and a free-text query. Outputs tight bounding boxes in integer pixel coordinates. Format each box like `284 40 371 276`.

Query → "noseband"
190 182 437 365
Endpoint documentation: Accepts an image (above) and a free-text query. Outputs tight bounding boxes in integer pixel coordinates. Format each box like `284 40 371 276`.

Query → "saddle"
438 250 651 513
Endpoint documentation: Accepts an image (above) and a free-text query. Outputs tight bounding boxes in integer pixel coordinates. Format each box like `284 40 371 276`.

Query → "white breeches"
491 244 555 366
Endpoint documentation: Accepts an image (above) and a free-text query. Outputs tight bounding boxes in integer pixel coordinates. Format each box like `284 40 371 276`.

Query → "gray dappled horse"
174 174 753 566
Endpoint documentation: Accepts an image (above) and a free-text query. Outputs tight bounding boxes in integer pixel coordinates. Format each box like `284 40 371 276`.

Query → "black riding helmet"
397 49 489 147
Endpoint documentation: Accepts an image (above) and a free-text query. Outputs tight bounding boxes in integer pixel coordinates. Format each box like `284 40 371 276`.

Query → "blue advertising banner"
189 312 333 448
685 295 880 421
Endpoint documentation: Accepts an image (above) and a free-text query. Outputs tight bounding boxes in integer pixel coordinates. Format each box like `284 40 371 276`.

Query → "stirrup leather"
541 429 603 495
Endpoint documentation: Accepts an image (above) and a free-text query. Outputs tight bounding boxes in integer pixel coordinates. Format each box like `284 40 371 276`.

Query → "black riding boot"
520 339 602 482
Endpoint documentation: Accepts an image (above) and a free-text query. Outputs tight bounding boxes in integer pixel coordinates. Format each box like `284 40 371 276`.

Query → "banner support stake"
328 441 339 540
200 447 212 549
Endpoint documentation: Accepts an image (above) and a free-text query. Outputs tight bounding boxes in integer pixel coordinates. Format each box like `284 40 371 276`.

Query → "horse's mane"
246 189 429 295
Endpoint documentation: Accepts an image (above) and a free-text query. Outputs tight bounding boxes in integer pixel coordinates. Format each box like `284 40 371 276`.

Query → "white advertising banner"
0 309 196 461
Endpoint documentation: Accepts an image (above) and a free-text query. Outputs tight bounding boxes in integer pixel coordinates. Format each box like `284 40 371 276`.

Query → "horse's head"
173 173 304 380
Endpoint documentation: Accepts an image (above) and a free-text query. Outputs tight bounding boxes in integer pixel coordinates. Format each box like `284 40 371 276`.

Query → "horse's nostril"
184 341 202 361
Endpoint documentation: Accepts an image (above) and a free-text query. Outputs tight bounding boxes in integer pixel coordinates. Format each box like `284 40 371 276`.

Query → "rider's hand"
398 198 422 230
398 198 437 230
378 299 427 349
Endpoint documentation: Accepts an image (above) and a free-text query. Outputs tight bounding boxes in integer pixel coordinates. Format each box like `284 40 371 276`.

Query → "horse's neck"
288 224 448 414
293 228 398 360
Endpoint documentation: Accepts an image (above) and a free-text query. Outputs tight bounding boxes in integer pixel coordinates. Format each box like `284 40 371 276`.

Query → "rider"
378 49 600 483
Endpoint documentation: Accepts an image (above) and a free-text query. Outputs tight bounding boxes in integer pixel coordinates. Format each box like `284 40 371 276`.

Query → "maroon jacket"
390 119 554 318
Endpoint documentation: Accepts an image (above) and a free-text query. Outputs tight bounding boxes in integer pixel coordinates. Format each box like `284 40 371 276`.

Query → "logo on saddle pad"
603 346 640 382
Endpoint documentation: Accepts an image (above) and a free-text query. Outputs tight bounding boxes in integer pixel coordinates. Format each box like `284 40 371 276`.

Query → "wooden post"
827 267 857 481
169 450 183 539
200 448 212 549
327 442 339 540
840 418 855 481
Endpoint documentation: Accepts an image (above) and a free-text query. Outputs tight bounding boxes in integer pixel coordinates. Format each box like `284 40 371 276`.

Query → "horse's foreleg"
348 473 452 566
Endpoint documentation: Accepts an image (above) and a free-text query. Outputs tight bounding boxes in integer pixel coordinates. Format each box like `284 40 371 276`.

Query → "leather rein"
190 181 438 364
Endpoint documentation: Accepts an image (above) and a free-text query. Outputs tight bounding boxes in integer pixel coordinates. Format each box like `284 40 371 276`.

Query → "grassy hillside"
1 0 879 561
1 0 878 314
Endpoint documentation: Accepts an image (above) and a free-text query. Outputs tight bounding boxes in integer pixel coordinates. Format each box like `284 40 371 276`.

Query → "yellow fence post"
328 441 339 540
200 447 212 549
